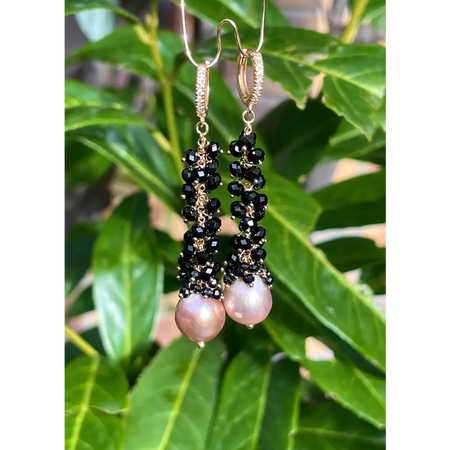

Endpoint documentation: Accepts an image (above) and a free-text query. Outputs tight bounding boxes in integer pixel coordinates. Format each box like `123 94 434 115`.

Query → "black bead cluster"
179 141 224 300
224 130 274 288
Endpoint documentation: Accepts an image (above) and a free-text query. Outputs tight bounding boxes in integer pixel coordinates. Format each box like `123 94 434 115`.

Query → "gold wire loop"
242 109 256 125
195 63 210 118
237 50 264 108
196 120 209 136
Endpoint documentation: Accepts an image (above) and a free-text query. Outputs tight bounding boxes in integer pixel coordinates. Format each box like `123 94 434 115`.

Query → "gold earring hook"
180 0 266 68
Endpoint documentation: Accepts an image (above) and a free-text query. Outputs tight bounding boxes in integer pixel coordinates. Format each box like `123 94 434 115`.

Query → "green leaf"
92 193 164 365
207 341 300 450
65 356 129 450
351 0 386 30
361 261 386 295
65 137 112 188
65 79 128 108
123 337 225 450
313 170 386 230
258 99 340 179
294 403 386 449
65 328 105 364
322 120 386 163
172 0 289 29
68 286 95 318
65 0 140 24
316 237 385 273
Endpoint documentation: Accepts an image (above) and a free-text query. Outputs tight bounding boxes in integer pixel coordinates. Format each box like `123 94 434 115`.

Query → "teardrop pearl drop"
175 294 226 344
223 276 272 326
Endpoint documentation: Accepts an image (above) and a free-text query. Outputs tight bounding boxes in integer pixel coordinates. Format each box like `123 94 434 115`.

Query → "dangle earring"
175 61 226 348
222 45 274 329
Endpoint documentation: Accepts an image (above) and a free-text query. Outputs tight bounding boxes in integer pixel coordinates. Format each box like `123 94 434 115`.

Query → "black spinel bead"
254 193 268 210
203 288 214 297
181 168 195 182
230 161 245 177
191 224 206 238
253 175 266 190
227 252 239 266
213 262 221 273
231 236 252 250
189 269 200 280
243 274 255 284
241 191 258 205
230 201 247 218
248 148 265 164
182 206 198 222
182 183 195 198
201 266 214 280
178 259 192 272
251 226 266 241
237 263 250 277
207 238 220 252
230 235 239 249
183 230 194 243
184 149 198 165
205 160 218 174
253 248 267 261
207 173 221 191
255 209 266 221
186 195 196 206
178 269 188 279
245 166 262 181
195 168 208 181
249 264 259 273
228 181 244 196
193 284 202 293
229 140 246 157
180 286 190 298
207 198 221 214
265 275 274 286
239 216 256 232
182 243 195 259
239 130 257 147
206 142 221 158
212 289 222 299
197 252 213 265
206 217 221 233
223 274 235 285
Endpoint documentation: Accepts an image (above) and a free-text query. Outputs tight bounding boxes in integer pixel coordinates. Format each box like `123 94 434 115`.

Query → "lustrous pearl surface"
223 276 272 325
175 294 226 343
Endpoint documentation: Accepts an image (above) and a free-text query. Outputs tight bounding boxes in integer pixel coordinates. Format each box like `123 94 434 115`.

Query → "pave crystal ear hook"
222 0 274 330
175 1 227 348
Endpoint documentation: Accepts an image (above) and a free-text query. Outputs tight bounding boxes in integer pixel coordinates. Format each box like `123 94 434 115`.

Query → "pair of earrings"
174 46 274 348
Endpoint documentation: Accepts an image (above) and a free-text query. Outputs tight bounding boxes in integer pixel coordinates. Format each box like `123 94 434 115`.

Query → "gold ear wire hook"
180 0 266 68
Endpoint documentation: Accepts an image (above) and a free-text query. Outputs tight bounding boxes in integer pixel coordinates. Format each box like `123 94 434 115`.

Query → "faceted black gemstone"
227 252 239 266
195 168 208 181
245 166 262 181
182 183 195 198
189 269 200 280
201 266 214 280
206 217 221 234
265 275 274 286
207 198 221 214
184 149 198 165
229 140 246 157
205 160 218 174
230 161 245 177
197 252 213 265
186 195 196 206
230 235 239 249
243 274 255 284
248 148 265 164
178 269 188 279
183 230 194 243
251 226 266 241
213 262 221 273
231 236 252 250
191 224 206 238
182 243 195 259
230 201 247 219
212 289 222 299
253 248 267 261
182 206 198 222
239 130 257 147
249 264 259 273
237 263 250 277
253 175 266 190
178 258 192 272
254 209 266 221
193 284 202 293
223 274 235 285
241 191 258 205
207 238 220 252
207 173 221 191
239 216 256 232
228 181 244 196
181 168 195 182
254 193 268 211
206 142 221 158
203 288 214 297
180 286 190 298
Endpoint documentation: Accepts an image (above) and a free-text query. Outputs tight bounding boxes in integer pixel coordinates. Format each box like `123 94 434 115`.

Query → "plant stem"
147 0 183 177
65 324 99 357
341 0 369 44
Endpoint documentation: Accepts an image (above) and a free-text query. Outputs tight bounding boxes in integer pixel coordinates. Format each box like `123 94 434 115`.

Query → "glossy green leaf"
65 79 128 108
75 0 118 43
313 170 386 230
68 286 95 318
65 356 129 450
65 0 140 24
172 0 289 29
316 237 385 273
258 99 340 179
123 337 225 450
351 0 386 30
294 403 385 449
65 327 104 364
207 340 300 450
322 120 386 163
361 261 386 295
93 193 163 365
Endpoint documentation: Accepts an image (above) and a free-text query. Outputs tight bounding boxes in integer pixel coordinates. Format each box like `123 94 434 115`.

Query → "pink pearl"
223 276 272 326
175 294 226 345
